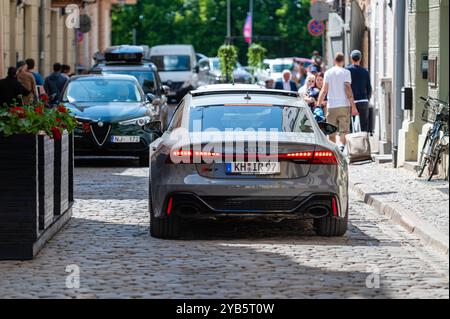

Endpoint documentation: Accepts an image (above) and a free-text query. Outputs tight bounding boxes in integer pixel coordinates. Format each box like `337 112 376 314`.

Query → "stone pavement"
0 163 448 298
349 162 449 253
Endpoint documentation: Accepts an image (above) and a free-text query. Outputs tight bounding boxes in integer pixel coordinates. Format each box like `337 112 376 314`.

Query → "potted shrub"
0 99 76 260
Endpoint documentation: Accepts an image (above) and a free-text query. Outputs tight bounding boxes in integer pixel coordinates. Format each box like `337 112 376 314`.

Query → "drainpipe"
392 0 406 168
38 0 45 75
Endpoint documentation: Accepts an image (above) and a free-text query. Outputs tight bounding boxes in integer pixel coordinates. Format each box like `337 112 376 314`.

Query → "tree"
112 0 322 64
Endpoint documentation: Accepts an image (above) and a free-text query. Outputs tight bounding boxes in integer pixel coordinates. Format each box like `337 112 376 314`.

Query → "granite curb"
350 181 449 255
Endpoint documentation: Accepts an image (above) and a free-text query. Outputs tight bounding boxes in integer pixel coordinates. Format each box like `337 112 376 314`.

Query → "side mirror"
143 120 163 136
194 65 200 73
161 85 170 96
318 122 338 136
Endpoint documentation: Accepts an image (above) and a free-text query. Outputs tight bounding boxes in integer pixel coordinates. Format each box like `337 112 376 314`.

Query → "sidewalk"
349 162 449 255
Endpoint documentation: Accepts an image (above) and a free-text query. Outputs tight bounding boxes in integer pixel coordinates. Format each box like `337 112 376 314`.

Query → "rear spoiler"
190 90 299 98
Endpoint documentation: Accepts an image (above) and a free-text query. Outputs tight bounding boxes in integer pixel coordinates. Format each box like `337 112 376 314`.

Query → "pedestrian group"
275 50 372 153
0 59 72 107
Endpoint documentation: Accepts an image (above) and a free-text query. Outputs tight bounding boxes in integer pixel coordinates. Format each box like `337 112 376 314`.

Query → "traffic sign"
310 1 330 21
307 19 325 37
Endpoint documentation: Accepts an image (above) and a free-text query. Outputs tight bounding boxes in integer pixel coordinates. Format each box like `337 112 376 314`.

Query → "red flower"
56 118 62 123
35 106 44 115
57 105 68 113
10 106 26 118
40 94 49 102
51 127 62 140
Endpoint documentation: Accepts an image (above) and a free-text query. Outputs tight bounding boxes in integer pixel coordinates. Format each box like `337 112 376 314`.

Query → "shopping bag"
347 116 372 163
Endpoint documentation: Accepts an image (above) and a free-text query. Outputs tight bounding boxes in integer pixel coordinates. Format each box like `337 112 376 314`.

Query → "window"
189 105 314 133
428 57 438 88
167 100 185 131
64 79 142 103
102 70 155 93
150 55 191 72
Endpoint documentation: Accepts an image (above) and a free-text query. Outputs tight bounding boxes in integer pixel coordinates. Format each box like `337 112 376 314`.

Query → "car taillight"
311 151 337 165
169 150 222 163
281 151 337 165
168 149 337 165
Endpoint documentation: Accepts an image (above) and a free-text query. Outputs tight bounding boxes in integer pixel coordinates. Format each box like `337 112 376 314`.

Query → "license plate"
111 136 140 143
226 162 280 175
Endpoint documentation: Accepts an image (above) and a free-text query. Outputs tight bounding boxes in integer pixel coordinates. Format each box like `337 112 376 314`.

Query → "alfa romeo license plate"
111 136 140 143
226 162 280 175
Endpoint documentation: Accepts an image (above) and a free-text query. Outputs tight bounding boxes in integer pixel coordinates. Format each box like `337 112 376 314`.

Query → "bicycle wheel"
418 131 432 177
427 145 443 181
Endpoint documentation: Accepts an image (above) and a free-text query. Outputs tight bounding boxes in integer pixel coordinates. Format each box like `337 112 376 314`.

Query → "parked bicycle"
417 96 449 181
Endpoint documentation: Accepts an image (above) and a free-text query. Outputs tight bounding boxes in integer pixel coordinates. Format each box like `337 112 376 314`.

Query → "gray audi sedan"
148 84 348 238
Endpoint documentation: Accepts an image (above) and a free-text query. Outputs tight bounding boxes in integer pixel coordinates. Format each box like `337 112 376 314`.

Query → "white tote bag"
347 116 372 163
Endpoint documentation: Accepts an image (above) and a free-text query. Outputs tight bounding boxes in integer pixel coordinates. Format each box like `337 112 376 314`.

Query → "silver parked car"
148 84 348 238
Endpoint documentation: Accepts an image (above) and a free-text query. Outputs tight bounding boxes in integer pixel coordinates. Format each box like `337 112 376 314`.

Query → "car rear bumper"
160 192 344 220
151 165 348 219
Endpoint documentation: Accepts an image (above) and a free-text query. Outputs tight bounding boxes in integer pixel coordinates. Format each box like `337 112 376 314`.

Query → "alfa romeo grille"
90 123 111 146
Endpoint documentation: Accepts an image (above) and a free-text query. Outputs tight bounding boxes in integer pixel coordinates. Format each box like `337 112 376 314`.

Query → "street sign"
309 1 330 21
308 19 325 37
77 14 91 34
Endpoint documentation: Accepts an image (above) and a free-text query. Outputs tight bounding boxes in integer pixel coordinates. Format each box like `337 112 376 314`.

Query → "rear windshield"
150 55 191 72
102 70 155 93
189 105 314 133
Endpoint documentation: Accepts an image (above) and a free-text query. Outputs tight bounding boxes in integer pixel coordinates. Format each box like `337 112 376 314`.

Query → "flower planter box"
54 131 70 216
0 134 73 260
38 135 55 230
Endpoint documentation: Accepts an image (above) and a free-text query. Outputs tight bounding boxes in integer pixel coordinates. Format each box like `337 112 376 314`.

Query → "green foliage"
112 0 321 64
0 100 76 139
218 44 238 82
247 43 267 69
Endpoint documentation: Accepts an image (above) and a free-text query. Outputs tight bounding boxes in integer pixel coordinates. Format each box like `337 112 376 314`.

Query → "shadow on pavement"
3 216 387 299
75 157 144 168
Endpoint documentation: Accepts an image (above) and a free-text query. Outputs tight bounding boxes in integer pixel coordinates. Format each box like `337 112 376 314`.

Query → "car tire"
139 154 150 167
149 186 181 239
150 211 181 239
314 209 348 237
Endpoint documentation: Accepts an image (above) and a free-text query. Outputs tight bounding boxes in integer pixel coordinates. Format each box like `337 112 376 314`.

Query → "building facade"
326 0 449 180
0 0 136 78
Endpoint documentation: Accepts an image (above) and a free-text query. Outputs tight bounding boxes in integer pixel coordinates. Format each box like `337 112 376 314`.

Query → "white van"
149 45 199 103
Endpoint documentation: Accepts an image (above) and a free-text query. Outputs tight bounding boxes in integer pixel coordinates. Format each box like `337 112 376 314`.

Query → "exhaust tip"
307 206 329 219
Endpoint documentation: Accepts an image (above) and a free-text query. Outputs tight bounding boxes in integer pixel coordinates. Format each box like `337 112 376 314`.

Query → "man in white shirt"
317 52 359 152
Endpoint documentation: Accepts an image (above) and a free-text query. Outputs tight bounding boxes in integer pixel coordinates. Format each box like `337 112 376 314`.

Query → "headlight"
119 116 151 126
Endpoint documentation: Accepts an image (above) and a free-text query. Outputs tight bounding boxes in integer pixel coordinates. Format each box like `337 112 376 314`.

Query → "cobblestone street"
0 160 448 299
